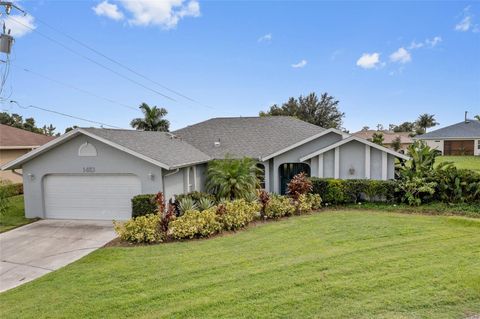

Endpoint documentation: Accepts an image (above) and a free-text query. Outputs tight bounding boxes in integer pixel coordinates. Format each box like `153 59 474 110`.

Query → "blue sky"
1 0 479 133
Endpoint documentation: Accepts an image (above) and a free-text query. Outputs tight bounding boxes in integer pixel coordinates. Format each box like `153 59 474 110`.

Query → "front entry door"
279 163 311 195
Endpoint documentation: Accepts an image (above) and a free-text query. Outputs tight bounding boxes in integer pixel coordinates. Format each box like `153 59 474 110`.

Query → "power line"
7 15 178 102
20 67 139 112
9 100 121 128
33 15 211 108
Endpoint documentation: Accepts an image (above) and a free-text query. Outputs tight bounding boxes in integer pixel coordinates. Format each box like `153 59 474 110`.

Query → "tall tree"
393 121 415 133
0 112 56 135
130 103 170 132
259 92 345 129
475 115 480 121
371 132 384 146
416 113 438 134
391 136 402 151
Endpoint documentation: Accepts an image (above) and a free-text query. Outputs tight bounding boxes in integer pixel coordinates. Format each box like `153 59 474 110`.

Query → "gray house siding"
339 141 365 179
370 148 382 180
323 149 335 178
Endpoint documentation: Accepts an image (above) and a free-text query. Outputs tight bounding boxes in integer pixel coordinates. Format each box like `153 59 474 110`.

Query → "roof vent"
214 139 221 147
465 111 470 124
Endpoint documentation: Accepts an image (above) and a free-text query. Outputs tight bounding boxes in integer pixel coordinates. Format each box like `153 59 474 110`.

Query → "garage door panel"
44 175 141 220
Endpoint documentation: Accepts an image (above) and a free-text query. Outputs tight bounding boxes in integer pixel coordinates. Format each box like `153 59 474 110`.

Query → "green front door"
279 163 311 195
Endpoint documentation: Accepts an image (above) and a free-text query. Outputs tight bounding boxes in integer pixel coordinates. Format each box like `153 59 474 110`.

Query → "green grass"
0 195 36 233
1 211 479 319
435 156 480 172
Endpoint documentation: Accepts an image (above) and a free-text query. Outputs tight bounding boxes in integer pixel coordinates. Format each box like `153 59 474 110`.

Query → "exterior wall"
195 163 208 192
423 139 444 154
387 154 395 179
339 141 365 179
370 148 383 180
271 132 343 193
0 149 31 182
22 135 164 219
323 149 335 178
164 168 186 202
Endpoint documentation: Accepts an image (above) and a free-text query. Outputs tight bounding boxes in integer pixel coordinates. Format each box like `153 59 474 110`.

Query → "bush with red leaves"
287 172 313 200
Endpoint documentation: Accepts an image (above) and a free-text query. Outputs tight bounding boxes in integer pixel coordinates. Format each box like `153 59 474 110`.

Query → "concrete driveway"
0 220 116 292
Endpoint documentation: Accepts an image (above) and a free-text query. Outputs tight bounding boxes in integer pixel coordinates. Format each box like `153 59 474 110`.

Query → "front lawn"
0 195 35 233
435 156 480 172
1 211 479 318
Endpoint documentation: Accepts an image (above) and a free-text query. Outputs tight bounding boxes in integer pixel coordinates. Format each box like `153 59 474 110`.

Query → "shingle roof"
82 128 211 168
353 130 413 144
172 116 326 160
0 124 55 148
416 120 480 139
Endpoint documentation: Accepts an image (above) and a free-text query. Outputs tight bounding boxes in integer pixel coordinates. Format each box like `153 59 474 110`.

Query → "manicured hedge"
131 194 157 218
0 183 23 197
311 178 396 204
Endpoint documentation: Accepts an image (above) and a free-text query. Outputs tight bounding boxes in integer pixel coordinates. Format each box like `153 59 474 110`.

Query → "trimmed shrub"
311 178 396 204
430 167 480 204
0 182 23 197
264 195 295 219
306 193 322 210
218 199 260 230
131 194 156 218
294 194 313 215
113 214 162 244
168 208 222 239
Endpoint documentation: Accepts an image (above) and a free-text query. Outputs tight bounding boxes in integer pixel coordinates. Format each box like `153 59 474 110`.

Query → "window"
78 142 97 157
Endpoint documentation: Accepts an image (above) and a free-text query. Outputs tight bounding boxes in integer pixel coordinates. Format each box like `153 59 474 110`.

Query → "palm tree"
130 103 170 131
206 156 260 200
416 113 438 134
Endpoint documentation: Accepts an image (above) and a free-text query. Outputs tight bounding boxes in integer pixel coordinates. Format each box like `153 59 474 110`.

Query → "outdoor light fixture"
349 167 355 175
27 173 35 181
148 173 155 180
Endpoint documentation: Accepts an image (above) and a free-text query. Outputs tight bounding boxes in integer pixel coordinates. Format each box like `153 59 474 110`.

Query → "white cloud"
425 36 442 47
356 53 381 69
291 59 307 68
408 36 442 50
456 16 472 31
93 1 124 21
119 0 200 29
455 6 478 32
258 33 272 43
390 47 411 64
1 14 36 38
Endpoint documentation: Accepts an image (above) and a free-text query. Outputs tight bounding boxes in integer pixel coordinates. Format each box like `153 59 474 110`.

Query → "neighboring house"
415 119 480 156
353 130 413 153
1 116 408 221
0 124 55 183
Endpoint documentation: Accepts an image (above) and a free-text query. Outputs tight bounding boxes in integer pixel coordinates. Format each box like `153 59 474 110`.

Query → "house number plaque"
83 167 96 173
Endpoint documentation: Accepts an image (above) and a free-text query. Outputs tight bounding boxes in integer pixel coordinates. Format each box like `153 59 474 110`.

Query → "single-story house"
353 130 413 153
0 124 55 182
1 116 408 220
415 119 480 156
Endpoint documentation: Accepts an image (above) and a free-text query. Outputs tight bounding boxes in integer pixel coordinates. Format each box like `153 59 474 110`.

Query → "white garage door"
44 174 141 220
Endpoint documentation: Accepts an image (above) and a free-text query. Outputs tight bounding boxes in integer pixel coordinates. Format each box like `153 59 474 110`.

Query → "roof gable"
300 136 410 161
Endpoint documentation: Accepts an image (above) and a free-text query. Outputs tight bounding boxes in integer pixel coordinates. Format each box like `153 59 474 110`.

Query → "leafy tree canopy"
259 92 345 129
0 112 59 136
